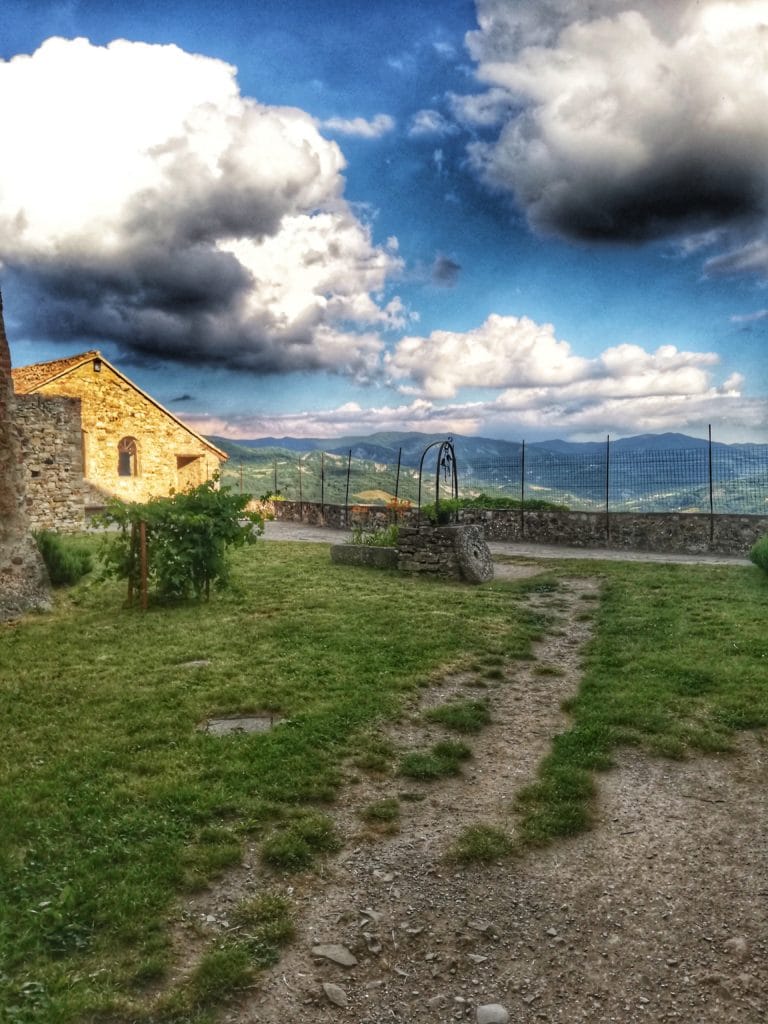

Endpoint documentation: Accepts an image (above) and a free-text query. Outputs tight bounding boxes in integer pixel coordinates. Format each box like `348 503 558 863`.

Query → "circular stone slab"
453 525 494 584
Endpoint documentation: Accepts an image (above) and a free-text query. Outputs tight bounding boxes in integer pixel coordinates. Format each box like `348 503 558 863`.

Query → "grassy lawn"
2 540 767 1022
516 560 768 843
0 540 536 1023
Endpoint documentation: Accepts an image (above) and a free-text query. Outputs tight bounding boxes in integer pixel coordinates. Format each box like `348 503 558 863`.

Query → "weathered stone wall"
0 295 50 620
268 500 406 531
14 393 85 531
271 500 768 556
453 508 768 556
33 360 223 506
329 545 398 569
396 524 463 579
396 524 494 583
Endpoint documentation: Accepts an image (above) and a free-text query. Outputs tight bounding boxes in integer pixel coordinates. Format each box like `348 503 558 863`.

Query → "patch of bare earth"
172 569 768 1024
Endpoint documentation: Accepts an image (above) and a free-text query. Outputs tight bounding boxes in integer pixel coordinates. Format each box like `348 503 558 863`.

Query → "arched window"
117 436 138 477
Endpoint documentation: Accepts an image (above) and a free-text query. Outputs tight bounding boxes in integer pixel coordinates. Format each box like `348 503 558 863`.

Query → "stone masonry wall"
0 295 50 620
396 524 462 579
14 393 85 532
455 508 768 556
34 361 223 506
270 500 768 557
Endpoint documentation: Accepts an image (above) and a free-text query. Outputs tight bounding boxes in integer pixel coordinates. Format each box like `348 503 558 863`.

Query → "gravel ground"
167 557 766 1024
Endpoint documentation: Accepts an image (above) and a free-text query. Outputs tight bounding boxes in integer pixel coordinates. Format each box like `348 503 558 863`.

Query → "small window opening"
118 436 138 477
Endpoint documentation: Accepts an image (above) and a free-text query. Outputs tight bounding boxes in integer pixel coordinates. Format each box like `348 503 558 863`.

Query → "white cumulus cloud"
387 314 592 398
0 36 402 373
408 109 458 137
319 113 395 138
462 1 768 251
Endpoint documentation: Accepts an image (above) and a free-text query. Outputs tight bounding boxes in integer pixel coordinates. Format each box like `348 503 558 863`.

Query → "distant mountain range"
208 430 764 467
208 430 768 514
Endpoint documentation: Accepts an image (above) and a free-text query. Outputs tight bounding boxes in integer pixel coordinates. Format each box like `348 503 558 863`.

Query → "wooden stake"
139 520 148 611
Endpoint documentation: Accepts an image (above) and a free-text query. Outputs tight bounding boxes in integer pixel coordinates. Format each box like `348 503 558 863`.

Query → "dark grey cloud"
432 255 462 287
466 1 768 251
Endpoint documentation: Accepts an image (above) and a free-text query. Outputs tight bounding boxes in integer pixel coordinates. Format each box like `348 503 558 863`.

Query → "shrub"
34 531 93 586
750 535 768 574
97 476 262 603
349 524 399 547
385 497 411 518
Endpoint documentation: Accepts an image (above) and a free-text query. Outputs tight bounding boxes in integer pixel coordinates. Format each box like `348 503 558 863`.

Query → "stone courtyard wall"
269 500 768 557
14 393 85 532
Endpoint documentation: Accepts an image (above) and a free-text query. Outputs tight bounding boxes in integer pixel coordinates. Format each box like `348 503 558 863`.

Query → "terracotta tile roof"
12 351 101 394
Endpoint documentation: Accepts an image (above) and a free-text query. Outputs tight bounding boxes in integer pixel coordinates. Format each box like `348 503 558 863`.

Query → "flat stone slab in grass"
198 715 281 736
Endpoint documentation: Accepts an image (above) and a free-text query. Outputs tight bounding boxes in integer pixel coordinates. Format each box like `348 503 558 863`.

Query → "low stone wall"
396 524 463 579
271 500 768 557
268 500 398 531
397 524 494 583
329 545 398 569
456 508 768 556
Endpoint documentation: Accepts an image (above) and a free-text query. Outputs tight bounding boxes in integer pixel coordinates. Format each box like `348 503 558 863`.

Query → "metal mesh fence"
226 441 768 515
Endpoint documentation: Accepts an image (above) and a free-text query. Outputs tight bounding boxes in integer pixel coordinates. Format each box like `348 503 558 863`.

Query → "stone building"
13 350 227 528
0 294 50 619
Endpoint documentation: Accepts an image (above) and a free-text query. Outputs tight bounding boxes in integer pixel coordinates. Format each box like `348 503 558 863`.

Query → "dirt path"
174 565 766 1024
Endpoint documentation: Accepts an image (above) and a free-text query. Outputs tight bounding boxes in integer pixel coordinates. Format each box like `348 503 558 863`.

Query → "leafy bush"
385 497 411 516
349 524 399 547
34 531 93 586
97 476 262 602
750 535 768 574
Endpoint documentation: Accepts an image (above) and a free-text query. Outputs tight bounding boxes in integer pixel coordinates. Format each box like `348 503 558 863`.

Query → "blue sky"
2 0 767 442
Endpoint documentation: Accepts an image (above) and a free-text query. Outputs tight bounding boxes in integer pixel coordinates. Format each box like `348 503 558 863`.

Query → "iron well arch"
417 437 459 523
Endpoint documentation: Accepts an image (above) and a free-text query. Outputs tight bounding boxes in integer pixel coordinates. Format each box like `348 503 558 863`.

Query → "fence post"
708 423 714 544
344 449 352 526
298 455 303 521
605 435 611 543
273 457 278 495
520 440 525 539
320 451 325 522
394 447 402 503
